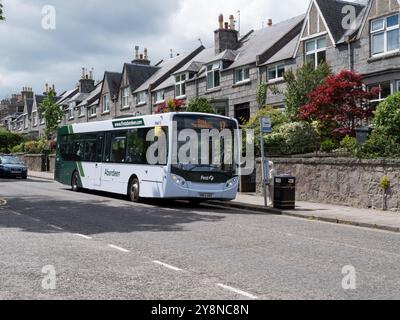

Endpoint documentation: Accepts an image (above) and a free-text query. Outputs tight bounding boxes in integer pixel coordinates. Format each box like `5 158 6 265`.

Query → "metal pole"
259 117 268 207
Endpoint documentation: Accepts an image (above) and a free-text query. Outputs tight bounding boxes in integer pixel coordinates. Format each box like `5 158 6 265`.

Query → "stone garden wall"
14 153 55 172
256 158 400 212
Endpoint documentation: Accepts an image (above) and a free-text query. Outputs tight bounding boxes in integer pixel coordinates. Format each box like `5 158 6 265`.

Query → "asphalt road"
0 177 400 300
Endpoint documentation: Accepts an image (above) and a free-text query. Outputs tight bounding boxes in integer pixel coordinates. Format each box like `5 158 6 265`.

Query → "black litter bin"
273 175 296 210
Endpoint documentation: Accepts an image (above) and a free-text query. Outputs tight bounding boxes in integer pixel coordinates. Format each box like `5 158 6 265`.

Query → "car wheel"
71 171 80 192
128 177 140 203
22 175 27 180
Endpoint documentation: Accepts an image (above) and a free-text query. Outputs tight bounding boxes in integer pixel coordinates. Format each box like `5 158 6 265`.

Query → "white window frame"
40 113 45 125
78 105 85 117
154 90 165 104
32 111 38 126
102 95 110 113
267 64 285 81
24 114 28 129
397 80 400 92
234 67 250 84
68 102 75 119
305 37 327 68
371 14 400 56
121 87 129 108
89 105 97 117
175 74 187 98
206 62 221 90
136 92 146 105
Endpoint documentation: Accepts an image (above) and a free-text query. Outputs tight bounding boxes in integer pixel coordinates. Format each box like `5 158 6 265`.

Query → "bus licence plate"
199 193 215 199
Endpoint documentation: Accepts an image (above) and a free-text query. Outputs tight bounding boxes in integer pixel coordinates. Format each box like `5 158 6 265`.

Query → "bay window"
206 62 221 89
32 111 38 126
371 14 399 56
305 37 326 68
175 74 186 98
68 102 75 119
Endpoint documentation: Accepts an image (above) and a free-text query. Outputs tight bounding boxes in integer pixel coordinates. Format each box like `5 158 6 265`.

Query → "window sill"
89 114 97 119
101 111 110 115
267 78 285 85
120 106 130 110
154 100 165 105
233 79 251 87
368 51 400 63
205 87 221 94
136 102 146 107
175 95 186 100
78 115 85 118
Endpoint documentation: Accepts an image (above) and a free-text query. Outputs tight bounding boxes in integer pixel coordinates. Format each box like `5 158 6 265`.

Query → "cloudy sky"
0 0 307 98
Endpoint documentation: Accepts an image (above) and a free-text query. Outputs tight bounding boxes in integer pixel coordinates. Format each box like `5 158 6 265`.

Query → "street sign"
260 116 272 133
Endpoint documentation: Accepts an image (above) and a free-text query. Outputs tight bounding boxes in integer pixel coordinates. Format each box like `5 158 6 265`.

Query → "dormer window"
371 14 399 56
234 67 250 84
175 74 186 98
267 64 285 81
305 37 326 68
206 62 221 90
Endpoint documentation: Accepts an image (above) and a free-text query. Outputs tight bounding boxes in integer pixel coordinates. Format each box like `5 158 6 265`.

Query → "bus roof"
58 112 237 135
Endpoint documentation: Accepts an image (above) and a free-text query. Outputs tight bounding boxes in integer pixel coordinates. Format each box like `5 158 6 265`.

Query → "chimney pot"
224 22 229 29
140 53 143 60
218 14 224 29
144 48 148 60
135 45 139 59
229 14 235 30
267 19 273 26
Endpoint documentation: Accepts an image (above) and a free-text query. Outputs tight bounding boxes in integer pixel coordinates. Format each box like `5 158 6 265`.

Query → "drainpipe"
346 35 353 71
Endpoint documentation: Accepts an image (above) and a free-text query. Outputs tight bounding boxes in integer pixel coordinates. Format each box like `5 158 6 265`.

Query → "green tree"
0 2 5 21
38 90 64 140
186 98 215 114
372 92 400 143
283 62 331 120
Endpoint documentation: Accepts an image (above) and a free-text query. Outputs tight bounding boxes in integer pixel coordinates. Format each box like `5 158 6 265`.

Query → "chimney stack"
214 14 238 55
79 67 95 93
267 19 273 27
131 45 151 65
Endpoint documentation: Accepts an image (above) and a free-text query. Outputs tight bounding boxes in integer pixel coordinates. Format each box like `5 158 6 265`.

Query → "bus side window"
96 134 104 162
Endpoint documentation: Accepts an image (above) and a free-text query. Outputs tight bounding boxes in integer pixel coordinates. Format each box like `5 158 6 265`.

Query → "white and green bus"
55 112 240 203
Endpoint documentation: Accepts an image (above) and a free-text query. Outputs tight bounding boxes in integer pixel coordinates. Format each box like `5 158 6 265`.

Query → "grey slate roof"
124 63 159 91
134 49 201 93
104 71 122 99
315 0 367 43
228 14 305 70
77 82 102 107
25 98 34 116
57 88 79 106
263 35 300 65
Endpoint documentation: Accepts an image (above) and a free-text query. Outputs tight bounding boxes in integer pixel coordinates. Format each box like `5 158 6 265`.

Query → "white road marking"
108 244 130 253
74 234 92 240
217 284 258 299
153 260 183 272
49 225 64 231
31 218 41 222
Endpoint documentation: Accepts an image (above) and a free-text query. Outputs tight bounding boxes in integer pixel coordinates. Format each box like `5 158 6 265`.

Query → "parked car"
0 155 28 179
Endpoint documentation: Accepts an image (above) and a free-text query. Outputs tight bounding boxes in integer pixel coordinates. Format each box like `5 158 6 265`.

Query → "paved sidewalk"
28 171 54 180
209 193 400 233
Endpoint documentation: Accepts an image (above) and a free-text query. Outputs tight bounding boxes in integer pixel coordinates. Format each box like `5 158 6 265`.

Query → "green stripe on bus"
77 162 85 177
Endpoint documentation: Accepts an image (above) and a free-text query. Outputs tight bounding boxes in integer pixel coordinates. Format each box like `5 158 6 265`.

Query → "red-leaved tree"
298 70 380 137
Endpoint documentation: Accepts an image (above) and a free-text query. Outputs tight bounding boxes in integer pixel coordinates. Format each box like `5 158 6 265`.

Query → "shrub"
320 139 338 153
243 106 289 155
372 92 400 143
0 129 24 153
264 121 320 156
340 135 357 153
10 143 25 154
186 98 215 114
23 139 50 154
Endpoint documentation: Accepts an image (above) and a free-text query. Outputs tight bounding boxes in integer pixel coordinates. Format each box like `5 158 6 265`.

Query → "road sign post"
259 116 272 207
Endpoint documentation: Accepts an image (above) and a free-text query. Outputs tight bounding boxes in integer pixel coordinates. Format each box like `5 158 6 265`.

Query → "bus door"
94 133 104 186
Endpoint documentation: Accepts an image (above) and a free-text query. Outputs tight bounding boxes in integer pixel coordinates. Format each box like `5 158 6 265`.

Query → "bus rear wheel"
71 171 80 192
128 177 140 203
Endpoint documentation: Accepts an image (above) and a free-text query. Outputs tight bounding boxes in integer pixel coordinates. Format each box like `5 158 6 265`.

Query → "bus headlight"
172 174 186 186
226 177 239 188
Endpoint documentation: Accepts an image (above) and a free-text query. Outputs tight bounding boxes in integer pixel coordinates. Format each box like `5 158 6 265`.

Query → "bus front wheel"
128 177 140 203
71 171 80 192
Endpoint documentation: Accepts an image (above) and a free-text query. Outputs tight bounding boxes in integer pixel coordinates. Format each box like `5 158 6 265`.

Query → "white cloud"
0 0 308 98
